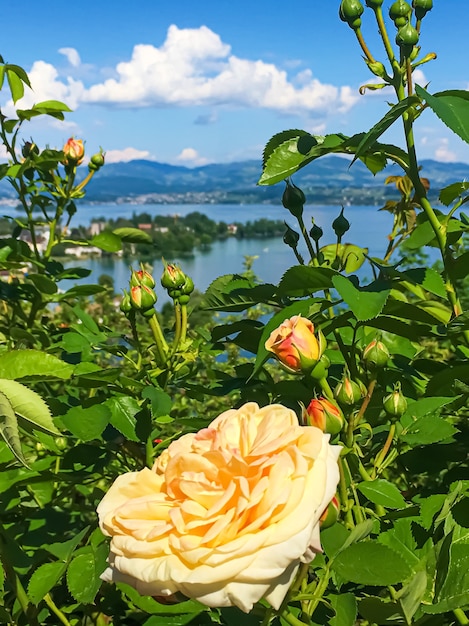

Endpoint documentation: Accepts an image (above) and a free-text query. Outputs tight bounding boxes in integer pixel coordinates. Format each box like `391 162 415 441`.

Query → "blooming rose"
97 402 340 613
265 315 326 373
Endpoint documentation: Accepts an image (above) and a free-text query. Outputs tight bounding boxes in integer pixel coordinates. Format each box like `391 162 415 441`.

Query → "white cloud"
434 138 457 162
82 25 358 115
104 147 151 163
175 147 208 166
59 47 81 68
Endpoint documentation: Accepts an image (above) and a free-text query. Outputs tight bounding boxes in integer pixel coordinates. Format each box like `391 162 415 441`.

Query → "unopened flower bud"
363 337 390 369
335 376 363 406
282 180 305 218
305 397 344 435
130 284 157 312
22 141 39 159
383 388 407 417
88 150 105 171
283 223 300 249
339 0 364 29
161 262 186 291
319 495 340 529
131 267 156 289
412 0 432 20
265 315 326 374
332 207 350 239
181 275 194 296
120 289 132 314
310 222 323 242
63 138 84 166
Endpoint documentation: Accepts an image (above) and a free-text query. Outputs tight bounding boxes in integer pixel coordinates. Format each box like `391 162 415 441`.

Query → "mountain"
1 156 468 205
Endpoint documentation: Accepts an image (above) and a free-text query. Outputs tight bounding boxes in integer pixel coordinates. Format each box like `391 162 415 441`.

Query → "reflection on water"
55 203 394 304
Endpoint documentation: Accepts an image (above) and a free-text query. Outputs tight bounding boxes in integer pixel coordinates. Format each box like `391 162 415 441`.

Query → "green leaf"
352 96 420 163
28 561 67 605
59 284 106 298
330 593 357 626
259 132 347 185
439 181 469 206
319 243 368 273
105 396 140 442
399 415 457 446
60 404 111 441
399 571 428 623
113 227 153 243
0 350 74 380
46 526 90 561
67 552 103 604
358 597 403 625
332 275 390 321
333 542 413 585
277 265 335 297
90 231 122 252
72 304 101 335
416 86 469 146
0 390 26 466
357 479 407 509
27 274 58 295
6 68 25 103
402 267 446 298
0 378 59 435
142 387 172 418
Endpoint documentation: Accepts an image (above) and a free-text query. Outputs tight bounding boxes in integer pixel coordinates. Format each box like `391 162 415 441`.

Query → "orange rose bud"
63 138 84 166
130 284 157 312
131 267 156 289
363 337 390 369
305 397 344 435
319 495 340 529
265 315 326 373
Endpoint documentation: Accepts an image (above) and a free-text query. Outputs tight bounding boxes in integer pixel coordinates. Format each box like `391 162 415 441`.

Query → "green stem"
281 611 310 626
297 213 316 263
318 377 334 401
339 456 355 529
354 28 376 64
180 303 188 345
453 609 469 625
44 593 72 626
148 312 169 366
145 435 154 469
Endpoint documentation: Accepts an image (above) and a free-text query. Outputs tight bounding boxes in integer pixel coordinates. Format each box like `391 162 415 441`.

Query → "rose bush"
97 402 340 613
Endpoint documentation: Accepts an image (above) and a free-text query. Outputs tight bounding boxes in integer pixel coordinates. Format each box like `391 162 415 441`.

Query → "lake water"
3 201 402 305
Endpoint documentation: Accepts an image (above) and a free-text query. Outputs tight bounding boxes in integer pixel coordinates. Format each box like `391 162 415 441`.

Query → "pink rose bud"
305 397 344 435
265 315 326 373
130 284 157 312
63 138 84 166
335 376 363 406
319 495 340 529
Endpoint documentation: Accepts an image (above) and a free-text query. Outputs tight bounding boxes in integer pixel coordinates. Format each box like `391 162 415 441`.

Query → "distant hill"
1 156 468 205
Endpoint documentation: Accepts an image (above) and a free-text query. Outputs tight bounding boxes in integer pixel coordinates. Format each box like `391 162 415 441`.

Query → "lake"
2 201 401 306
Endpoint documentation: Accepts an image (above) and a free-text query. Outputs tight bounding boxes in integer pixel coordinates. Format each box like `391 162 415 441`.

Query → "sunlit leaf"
416 86 469 146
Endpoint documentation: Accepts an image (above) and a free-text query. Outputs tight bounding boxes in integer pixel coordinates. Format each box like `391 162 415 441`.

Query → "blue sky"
1 0 468 167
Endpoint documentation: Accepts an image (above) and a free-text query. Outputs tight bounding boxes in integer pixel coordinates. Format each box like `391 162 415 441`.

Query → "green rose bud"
396 23 419 48
120 289 132 314
335 376 363 406
130 267 156 289
339 0 364 29
283 223 300 249
88 150 105 171
161 262 186 290
310 222 323 242
389 0 411 22
412 0 432 19
282 180 305 218
332 207 350 239
383 388 408 417
130 284 157 312
362 337 390 369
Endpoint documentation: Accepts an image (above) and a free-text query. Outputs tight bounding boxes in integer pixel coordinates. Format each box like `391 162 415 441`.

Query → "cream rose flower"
97 402 340 613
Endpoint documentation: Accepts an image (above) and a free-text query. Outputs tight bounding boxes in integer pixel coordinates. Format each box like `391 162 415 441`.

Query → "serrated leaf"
262 129 315 167
0 378 59 435
416 86 469 146
105 396 140 442
46 526 90 561
357 479 407 509
359 597 403 625
27 274 57 294
0 390 26 466
28 561 67 605
259 132 347 185
142 387 172 418
332 275 390 321
0 350 74 380
439 181 469 206
330 593 357 626
333 542 413 585
112 227 153 243
351 96 420 164
400 415 457 445
6 68 24 103
60 404 111 441
277 265 335 297
67 552 103 604
319 243 368 274
90 231 122 252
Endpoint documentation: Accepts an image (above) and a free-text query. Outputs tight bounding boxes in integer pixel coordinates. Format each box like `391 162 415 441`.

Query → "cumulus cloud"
104 147 151 163
434 138 457 162
175 147 209 166
59 47 81 68
82 25 358 115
